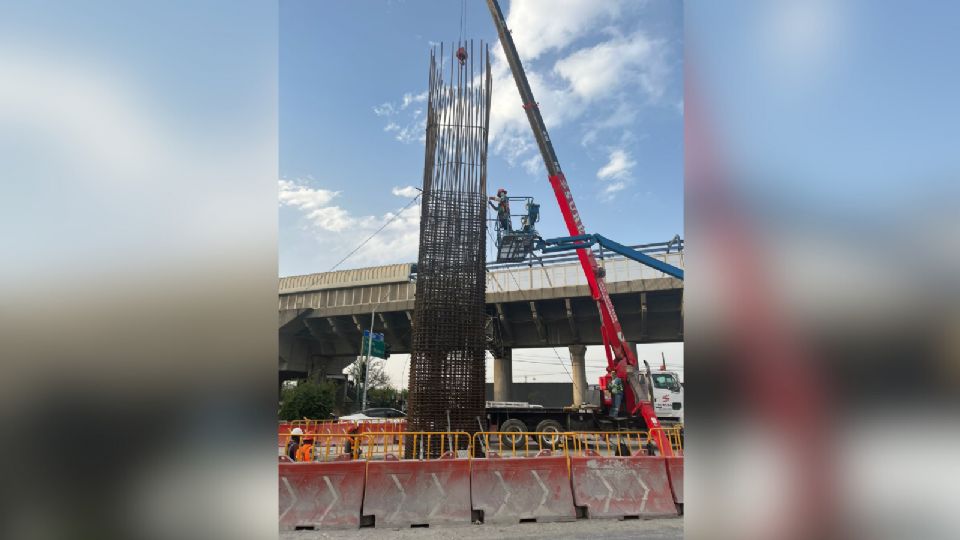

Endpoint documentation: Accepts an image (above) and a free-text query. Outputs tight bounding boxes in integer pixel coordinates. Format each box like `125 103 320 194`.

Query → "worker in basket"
489 188 511 231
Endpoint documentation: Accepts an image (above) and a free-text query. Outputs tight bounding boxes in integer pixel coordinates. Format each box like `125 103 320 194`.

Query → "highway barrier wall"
279 460 366 530
666 455 684 508
277 429 682 530
363 453 473 528
568 450 678 519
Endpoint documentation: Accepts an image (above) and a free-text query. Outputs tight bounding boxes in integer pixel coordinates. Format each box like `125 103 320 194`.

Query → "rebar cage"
406 41 492 457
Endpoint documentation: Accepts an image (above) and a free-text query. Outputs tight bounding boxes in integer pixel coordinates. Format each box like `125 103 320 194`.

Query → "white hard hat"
290 427 303 435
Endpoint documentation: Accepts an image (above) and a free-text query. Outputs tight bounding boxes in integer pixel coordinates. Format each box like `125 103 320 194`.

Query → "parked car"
338 408 406 421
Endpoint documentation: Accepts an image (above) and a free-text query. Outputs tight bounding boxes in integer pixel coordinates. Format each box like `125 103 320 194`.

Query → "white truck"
482 368 684 449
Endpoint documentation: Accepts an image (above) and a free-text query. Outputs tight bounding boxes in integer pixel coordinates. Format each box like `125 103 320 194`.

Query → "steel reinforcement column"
407 42 492 456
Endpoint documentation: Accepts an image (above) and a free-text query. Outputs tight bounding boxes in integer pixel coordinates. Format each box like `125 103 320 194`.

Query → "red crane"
484 0 674 455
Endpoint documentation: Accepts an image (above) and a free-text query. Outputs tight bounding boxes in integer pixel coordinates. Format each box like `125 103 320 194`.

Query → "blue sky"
279 0 683 276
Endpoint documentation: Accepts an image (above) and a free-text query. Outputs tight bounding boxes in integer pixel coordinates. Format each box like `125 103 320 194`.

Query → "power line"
328 192 421 272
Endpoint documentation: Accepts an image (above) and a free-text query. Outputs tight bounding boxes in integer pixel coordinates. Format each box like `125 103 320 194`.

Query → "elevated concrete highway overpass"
279 242 684 401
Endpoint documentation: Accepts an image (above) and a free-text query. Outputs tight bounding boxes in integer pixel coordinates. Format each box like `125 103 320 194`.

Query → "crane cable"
459 0 467 43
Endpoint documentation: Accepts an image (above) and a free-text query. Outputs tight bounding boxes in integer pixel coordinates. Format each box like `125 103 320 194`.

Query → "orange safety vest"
295 443 314 462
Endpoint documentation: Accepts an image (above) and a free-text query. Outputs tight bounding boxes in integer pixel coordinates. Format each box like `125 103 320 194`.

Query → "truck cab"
592 369 684 425
649 371 684 424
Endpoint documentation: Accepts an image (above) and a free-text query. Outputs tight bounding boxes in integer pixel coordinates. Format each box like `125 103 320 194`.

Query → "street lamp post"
361 305 377 411
361 285 398 411
356 272 414 412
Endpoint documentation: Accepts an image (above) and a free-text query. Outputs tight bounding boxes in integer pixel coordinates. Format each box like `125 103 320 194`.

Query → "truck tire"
534 419 564 450
499 418 528 451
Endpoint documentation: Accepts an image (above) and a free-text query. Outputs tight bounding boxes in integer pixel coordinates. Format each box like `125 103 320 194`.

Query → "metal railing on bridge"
483 239 684 293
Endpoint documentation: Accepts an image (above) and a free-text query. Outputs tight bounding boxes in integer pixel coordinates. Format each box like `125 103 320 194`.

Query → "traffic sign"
362 335 386 358
362 330 384 341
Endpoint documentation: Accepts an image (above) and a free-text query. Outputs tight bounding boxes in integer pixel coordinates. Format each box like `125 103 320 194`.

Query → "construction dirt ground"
280 517 683 540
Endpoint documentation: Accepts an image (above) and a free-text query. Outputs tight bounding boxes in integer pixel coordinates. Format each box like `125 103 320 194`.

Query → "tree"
367 386 409 408
345 358 390 390
278 380 336 421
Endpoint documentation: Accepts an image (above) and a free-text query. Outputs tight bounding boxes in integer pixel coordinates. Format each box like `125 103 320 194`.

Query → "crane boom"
485 0 673 455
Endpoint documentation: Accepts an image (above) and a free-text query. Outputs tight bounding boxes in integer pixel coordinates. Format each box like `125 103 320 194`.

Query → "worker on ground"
295 436 314 462
608 369 624 418
489 188 511 231
286 427 303 461
343 423 362 460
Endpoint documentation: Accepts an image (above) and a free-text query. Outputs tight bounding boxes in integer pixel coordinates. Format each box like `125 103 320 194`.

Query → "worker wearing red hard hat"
489 188 511 231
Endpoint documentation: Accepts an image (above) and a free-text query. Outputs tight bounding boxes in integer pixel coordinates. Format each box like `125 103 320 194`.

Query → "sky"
279 0 683 275
279 0 684 388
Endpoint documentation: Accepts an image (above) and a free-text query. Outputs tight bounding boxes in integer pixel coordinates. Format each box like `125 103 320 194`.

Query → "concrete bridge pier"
569 344 587 406
493 348 513 402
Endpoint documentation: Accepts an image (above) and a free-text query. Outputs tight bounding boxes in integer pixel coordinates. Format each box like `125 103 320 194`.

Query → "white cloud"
581 100 639 147
554 32 667 101
506 0 623 60
278 179 339 210
391 185 419 198
600 180 627 201
278 179 350 232
596 148 636 202
486 21 669 167
374 89 427 144
376 2 675 172
303 205 353 232
393 116 425 144
280 178 421 267
401 91 426 109
374 90 426 118
373 103 395 117
597 148 636 181
522 155 543 176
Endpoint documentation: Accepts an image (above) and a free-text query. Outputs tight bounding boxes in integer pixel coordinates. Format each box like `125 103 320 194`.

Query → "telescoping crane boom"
485 0 679 456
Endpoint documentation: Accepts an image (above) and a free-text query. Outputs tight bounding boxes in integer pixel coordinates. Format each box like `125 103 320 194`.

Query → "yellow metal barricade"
358 431 473 461
568 431 653 457
472 431 570 458
569 427 684 457
649 426 684 455
278 426 683 462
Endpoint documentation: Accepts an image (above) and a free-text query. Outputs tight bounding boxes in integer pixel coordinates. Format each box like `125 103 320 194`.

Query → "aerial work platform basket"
491 196 540 263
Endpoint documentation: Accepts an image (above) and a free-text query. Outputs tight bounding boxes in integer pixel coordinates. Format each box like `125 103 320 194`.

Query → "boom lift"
485 0 683 455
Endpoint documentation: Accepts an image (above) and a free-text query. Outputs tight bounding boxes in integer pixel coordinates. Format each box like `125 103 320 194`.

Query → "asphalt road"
280 517 683 539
